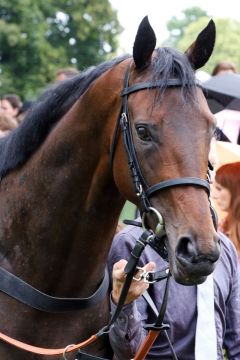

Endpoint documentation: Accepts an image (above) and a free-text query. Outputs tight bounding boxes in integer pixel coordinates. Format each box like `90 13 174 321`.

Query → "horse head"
113 17 220 285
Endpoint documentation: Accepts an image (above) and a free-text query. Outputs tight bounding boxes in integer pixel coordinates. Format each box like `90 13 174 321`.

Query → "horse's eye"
136 126 152 141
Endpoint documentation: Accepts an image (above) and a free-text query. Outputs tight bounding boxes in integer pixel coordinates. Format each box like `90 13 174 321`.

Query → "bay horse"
0 17 219 359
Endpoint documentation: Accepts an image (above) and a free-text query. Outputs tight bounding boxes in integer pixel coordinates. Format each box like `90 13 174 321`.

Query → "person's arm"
109 259 155 360
223 262 240 359
109 297 147 359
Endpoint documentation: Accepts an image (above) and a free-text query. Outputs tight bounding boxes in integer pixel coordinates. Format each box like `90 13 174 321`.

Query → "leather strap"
142 292 178 360
145 269 169 283
76 350 109 359
133 273 171 360
0 331 98 356
133 330 160 360
121 79 201 96
146 177 210 197
0 231 150 357
97 230 151 336
0 266 109 312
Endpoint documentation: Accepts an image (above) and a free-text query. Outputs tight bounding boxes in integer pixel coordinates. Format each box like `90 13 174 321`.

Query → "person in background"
211 61 237 76
0 113 18 137
0 94 23 123
55 67 79 82
212 162 240 261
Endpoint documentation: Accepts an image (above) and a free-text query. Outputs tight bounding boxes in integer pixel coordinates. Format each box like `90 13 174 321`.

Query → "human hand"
111 259 156 305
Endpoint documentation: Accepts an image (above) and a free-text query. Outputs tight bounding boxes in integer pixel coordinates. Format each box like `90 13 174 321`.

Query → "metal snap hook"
142 206 165 236
133 266 147 281
63 344 76 360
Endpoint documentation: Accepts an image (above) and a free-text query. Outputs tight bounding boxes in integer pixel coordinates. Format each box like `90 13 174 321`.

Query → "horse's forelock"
151 47 197 101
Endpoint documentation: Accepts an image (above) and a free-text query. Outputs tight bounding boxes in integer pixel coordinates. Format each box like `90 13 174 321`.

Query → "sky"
110 0 240 53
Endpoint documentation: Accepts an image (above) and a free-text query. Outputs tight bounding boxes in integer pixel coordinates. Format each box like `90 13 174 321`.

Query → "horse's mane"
0 47 196 180
0 54 130 179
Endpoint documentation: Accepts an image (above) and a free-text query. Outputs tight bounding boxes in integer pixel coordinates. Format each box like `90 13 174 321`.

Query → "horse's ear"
185 20 216 70
133 16 156 71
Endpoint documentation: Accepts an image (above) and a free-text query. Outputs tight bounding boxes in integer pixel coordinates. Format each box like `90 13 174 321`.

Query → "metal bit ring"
63 344 76 360
142 207 164 236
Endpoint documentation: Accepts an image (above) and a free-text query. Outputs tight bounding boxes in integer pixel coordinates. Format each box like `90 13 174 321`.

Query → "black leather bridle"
111 64 217 230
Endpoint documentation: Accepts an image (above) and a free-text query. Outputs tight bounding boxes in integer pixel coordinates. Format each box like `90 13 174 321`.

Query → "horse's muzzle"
173 233 221 285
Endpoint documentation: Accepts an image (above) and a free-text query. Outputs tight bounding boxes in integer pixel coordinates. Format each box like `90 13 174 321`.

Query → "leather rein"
0 63 216 359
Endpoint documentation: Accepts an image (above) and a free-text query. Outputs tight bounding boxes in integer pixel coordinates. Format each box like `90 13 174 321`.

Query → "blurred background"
0 0 240 99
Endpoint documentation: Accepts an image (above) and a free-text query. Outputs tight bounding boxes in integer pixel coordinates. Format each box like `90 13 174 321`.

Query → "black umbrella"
202 73 240 114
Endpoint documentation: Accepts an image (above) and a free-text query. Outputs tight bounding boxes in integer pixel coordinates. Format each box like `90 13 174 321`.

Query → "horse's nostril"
176 236 197 261
176 235 221 264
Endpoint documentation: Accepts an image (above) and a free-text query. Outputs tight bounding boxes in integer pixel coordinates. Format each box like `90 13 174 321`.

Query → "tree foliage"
163 7 240 75
0 0 122 99
164 7 208 47
178 17 240 74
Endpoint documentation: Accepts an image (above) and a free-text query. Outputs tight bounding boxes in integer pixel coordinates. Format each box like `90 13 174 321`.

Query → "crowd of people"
1 61 239 359
0 66 79 133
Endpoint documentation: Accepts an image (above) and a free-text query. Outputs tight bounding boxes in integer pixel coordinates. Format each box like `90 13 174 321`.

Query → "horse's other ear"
133 16 156 71
185 19 216 70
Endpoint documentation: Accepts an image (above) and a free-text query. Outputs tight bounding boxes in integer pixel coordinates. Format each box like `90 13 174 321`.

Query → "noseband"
111 64 217 230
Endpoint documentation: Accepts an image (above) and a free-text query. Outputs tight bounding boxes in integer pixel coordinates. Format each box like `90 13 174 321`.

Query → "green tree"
164 6 208 47
0 0 122 99
178 17 240 74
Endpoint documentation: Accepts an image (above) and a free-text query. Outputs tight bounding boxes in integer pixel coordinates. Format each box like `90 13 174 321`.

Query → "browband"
121 79 201 96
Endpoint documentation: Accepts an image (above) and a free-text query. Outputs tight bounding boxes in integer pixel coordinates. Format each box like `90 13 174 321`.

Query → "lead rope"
0 332 97 357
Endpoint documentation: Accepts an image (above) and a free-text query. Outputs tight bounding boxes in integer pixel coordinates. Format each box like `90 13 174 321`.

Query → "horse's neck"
1 81 125 295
